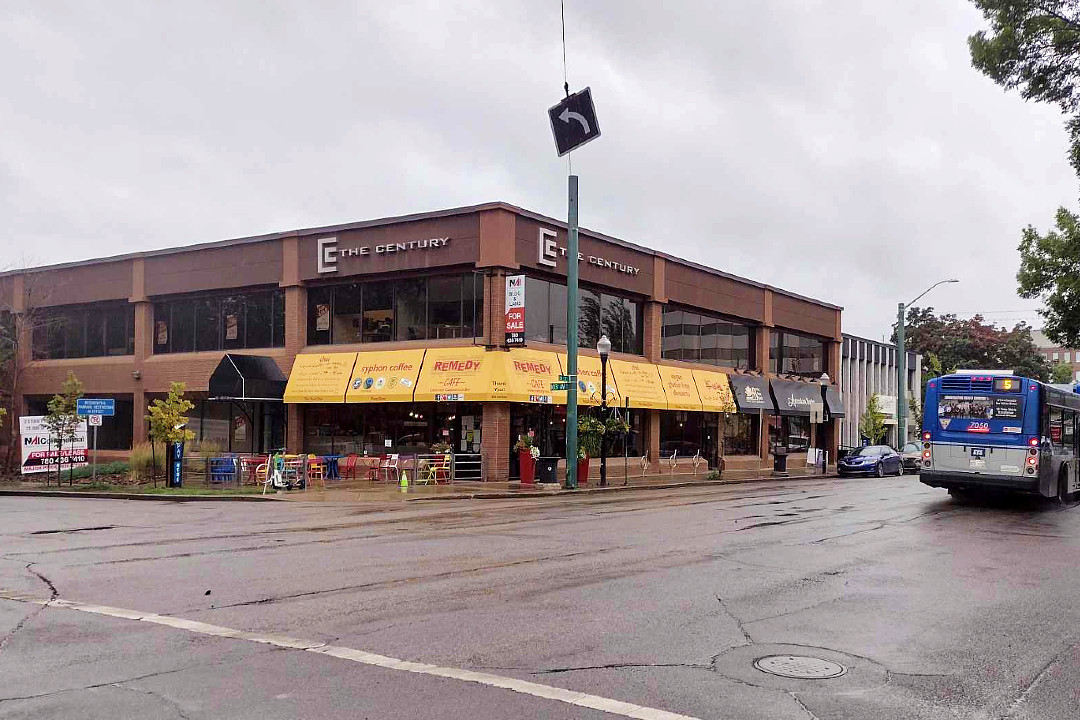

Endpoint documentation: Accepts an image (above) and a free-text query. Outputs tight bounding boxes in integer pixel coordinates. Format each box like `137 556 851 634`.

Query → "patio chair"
380 454 400 484
283 456 305 488
418 454 451 484
365 455 385 482
340 454 359 481
240 456 267 485
307 454 327 487
209 457 237 485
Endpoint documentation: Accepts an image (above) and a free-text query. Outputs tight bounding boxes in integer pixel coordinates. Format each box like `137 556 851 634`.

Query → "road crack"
0 563 58 655
716 594 753 645
1000 636 1080 718
788 691 821 719
110 683 192 719
533 661 711 674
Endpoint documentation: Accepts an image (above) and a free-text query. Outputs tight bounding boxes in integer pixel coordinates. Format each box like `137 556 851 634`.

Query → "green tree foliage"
43 371 84 486
147 382 196 446
1017 208 1080 347
898 307 1050 382
969 1 1080 176
859 394 887 445
1052 361 1075 383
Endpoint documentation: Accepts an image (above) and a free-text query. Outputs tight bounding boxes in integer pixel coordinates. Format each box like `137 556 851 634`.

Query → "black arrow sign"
548 87 601 157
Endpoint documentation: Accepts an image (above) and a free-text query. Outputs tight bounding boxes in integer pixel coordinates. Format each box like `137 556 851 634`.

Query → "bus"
920 370 1080 500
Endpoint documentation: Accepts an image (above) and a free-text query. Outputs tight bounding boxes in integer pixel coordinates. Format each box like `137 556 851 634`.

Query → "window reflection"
154 289 284 354
661 307 753 369
32 302 135 360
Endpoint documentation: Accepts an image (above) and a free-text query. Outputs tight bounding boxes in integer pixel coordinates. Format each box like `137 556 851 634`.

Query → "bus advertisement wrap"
939 395 1023 421
19 415 88 474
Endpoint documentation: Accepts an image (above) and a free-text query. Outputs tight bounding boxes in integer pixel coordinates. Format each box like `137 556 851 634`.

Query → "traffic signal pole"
565 175 580 489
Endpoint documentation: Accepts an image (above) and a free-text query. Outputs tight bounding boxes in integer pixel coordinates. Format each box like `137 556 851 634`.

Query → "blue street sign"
77 398 115 417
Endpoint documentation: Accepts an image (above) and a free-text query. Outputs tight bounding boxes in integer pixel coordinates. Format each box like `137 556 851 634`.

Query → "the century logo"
537 228 640 276
317 236 451 274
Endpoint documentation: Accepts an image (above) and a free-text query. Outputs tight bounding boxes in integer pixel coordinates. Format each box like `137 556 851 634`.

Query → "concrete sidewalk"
286 468 838 503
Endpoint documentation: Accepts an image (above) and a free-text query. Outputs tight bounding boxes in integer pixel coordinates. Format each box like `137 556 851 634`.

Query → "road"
1 476 1079 719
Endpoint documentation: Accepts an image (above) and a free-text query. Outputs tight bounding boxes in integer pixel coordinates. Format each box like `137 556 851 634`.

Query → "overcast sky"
2 1 1076 339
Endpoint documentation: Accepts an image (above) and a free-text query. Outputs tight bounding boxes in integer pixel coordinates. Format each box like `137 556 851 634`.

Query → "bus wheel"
948 488 968 501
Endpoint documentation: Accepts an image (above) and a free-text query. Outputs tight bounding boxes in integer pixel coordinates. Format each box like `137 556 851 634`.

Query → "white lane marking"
0 591 703 720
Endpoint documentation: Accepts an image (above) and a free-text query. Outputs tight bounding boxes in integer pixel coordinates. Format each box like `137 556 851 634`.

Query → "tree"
968 1 1080 177
1017 208 1080 348
43 371 83 486
898 307 1050 382
146 382 195 485
859 393 887 445
1052 361 1075 383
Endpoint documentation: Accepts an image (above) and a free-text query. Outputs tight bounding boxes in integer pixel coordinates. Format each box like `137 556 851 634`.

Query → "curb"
0 489 279 502
405 473 839 501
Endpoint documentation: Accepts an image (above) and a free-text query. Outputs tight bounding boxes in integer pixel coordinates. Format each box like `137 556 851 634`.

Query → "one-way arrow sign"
548 87 601 157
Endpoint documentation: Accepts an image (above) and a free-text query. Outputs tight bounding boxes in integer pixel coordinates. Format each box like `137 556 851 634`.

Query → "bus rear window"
940 394 1023 420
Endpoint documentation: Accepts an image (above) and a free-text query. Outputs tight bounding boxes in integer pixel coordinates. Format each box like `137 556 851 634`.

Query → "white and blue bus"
920 370 1080 500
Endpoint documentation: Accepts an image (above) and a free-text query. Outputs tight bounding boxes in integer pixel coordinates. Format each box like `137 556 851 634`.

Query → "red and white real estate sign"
505 275 525 346
19 415 88 475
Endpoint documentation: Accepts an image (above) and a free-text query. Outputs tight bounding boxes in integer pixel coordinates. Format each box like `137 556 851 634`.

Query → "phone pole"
564 174 580 489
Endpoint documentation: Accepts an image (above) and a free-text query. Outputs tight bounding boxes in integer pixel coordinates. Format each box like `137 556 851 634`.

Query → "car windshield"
856 446 882 457
903 443 919 453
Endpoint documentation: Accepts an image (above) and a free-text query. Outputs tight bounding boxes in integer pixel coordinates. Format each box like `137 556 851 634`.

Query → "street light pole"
597 335 611 487
897 279 959 446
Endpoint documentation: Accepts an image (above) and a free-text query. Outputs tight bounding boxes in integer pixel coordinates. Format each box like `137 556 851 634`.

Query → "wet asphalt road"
2 476 1080 719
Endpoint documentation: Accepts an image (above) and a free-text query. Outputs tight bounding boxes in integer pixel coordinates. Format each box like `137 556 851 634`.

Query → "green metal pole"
565 175 580 489
897 302 906 446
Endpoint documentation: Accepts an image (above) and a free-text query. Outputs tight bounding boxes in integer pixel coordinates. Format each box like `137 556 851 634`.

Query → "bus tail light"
1028 437 1039 447
1027 454 1039 475
923 446 932 468
922 431 931 441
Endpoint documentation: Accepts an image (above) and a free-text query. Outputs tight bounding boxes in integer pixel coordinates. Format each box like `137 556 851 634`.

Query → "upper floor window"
524 276 642 354
32 302 135 360
307 273 483 346
154 289 285 354
769 329 827 378
661 306 753 369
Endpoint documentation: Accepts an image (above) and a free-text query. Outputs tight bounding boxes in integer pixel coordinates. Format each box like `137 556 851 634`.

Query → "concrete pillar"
480 402 510 481
286 404 304 454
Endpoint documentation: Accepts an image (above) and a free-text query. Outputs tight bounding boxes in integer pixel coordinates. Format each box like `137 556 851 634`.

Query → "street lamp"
897 279 958 446
817 373 829 473
597 334 612 487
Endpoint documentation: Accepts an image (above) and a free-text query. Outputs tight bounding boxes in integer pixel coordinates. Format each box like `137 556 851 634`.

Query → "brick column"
756 324 772 462
281 236 305 454
483 270 505 348
642 301 663 362
130 259 151 445
647 409 660 468
480 402 510 481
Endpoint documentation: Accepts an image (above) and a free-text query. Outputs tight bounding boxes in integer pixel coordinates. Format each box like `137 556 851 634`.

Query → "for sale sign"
505 274 525 347
19 415 89 475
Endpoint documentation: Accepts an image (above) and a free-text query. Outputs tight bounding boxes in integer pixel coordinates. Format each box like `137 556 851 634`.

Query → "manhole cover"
753 655 846 679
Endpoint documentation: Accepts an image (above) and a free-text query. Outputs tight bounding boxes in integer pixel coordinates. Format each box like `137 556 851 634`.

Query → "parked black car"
838 445 903 477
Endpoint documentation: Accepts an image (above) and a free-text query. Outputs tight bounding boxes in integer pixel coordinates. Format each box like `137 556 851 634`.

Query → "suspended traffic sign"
548 87 601 157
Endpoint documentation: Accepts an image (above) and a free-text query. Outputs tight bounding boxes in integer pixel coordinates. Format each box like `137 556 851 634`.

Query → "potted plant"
577 415 605 485
514 433 539 484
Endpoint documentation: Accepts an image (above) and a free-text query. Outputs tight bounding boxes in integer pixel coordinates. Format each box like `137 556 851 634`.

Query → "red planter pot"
518 450 536 485
576 457 590 485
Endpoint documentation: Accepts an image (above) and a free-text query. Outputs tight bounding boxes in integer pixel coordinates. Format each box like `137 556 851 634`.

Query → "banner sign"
19 415 88 475
505 275 525 346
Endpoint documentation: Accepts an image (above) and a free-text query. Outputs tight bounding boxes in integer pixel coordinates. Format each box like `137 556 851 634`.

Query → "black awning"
728 374 778 415
770 379 822 417
208 354 287 402
824 385 845 418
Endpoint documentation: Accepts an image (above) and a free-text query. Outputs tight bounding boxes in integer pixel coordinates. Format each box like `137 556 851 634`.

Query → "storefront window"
522 276 642 354
661 307 753 369
659 411 719 468
303 402 481 456
155 289 284 354
769 415 812 454
32 302 135 360
723 413 758 456
769 330 827 378
307 274 482 346
26 395 134 450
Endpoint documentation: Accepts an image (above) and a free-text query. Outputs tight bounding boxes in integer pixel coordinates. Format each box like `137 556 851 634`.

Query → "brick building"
1032 330 1080 383
4 203 844 480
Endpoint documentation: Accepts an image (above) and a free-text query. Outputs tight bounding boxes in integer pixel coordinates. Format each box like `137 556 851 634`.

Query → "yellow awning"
557 353 620 407
657 365 703 411
414 346 497 402
346 349 425 403
283 352 358 404
609 359 667 409
693 368 737 413
501 349 565 404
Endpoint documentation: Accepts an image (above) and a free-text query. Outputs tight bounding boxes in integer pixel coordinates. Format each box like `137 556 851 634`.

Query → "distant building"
1031 330 1080 383
838 334 922 449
